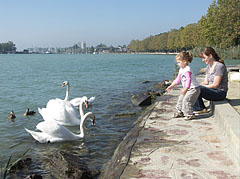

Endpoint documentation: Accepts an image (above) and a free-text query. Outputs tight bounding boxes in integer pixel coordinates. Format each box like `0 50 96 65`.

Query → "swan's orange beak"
61 83 65 87
85 101 89 109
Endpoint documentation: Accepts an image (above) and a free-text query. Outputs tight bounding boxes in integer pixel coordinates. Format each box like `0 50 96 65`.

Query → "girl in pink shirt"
166 52 200 120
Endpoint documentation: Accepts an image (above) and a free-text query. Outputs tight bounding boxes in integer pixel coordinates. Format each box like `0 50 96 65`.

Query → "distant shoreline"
0 52 179 55
130 52 178 55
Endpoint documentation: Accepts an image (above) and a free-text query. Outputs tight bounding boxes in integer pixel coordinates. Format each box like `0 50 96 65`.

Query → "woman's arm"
202 63 224 89
200 75 209 85
202 76 222 89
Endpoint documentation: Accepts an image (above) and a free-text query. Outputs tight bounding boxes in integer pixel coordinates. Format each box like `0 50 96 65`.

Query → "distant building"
80 42 86 50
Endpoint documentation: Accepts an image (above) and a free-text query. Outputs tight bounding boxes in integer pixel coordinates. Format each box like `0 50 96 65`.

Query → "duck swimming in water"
24 108 36 116
8 111 16 119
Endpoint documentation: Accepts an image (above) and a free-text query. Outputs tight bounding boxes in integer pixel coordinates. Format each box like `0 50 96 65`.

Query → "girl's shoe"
184 114 195 120
173 111 184 118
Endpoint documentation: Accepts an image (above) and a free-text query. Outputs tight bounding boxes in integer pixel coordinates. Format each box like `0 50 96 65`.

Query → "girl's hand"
166 86 172 92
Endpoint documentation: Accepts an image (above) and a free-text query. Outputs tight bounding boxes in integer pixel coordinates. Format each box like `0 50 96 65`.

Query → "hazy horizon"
1 0 213 50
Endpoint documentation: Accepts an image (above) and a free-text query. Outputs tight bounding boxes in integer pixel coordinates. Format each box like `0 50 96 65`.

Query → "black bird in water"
24 108 36 116
8 111 16 119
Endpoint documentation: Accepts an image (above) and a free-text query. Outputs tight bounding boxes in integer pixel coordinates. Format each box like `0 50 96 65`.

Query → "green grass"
1 149 30 179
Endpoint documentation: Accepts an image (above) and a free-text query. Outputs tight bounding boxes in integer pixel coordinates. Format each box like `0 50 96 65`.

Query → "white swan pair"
40 81 95 126
25 81 96 143
38 96 89 126
25 97 95 143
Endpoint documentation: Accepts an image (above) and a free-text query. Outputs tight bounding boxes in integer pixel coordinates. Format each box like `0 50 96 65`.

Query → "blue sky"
0 0 213 50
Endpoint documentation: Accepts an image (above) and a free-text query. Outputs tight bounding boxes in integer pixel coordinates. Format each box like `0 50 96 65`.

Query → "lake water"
0 54 239 178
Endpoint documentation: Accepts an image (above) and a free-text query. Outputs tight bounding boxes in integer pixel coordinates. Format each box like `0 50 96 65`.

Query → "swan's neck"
79 101 85 118
64 83 70 101
78 112 94 138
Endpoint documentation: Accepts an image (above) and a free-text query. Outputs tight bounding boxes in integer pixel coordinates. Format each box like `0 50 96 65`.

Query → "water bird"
25 104 96 143
38 96 88 126
24 108 36 116
8 111 16 119
38 81 95 126
61 81 95 107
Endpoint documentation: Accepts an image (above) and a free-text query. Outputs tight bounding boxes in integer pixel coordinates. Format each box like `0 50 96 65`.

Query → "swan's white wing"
88 96 95 103
36 121 77 139
38 107 55 122
44 99 70 124
43 98 81 126
70 96 95 107
46 98 61 108
25 127 73 143
70 97 82 107
64 101 80 125
25 128 52 143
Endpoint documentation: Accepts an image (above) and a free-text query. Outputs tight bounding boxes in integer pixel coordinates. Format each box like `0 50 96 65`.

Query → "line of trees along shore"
129 0 240 59
0 41 16 54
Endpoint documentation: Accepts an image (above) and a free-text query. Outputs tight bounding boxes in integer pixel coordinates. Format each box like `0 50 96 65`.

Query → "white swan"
61 81 95 107
39 96 89 126
25 111 95 143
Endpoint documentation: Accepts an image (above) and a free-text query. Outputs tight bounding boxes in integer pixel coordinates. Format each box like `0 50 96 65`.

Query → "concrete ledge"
229 72 240 82
213 100 240 163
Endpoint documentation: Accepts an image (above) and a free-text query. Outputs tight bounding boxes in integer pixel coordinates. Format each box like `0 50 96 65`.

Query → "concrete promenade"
102 72 240 179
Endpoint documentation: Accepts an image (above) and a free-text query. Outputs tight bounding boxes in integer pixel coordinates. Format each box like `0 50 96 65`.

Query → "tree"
167 29 178 51
180 23 201 50
0 41 16 53
89 46 94 54
96 43 107 48
109 46 114 53
128 0 239 52
214 0 240 48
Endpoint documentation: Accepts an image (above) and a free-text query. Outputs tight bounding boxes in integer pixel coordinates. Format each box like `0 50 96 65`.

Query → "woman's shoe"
173 111 184 118
184 114 195 120
194 108 210 114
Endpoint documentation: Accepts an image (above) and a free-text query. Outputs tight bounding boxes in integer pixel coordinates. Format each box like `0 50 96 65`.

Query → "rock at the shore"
115 112 137 118
9 157 32 173
25 174 43 179
140 80 150 84
131 80 170 107
131 93 152 106
153 80 170 90
47 151 100 179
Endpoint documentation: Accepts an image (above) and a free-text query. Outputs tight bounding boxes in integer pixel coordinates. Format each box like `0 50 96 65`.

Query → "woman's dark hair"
202 47 225 65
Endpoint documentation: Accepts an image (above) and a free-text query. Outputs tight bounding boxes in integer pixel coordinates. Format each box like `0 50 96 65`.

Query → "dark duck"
8 111 16 119
24 108 36 116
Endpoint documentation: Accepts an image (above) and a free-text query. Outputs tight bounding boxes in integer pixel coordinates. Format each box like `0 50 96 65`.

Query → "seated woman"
194 47 228 112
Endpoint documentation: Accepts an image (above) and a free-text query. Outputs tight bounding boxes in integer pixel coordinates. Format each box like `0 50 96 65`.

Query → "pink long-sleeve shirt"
173 66 199 89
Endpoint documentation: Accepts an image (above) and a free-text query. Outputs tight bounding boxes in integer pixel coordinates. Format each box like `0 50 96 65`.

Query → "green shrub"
192 46 240 59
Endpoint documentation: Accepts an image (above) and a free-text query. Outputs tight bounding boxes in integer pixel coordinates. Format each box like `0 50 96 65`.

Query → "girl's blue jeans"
193 86 227 111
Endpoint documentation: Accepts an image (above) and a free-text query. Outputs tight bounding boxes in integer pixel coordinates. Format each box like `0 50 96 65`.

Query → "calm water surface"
0 54 239 177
